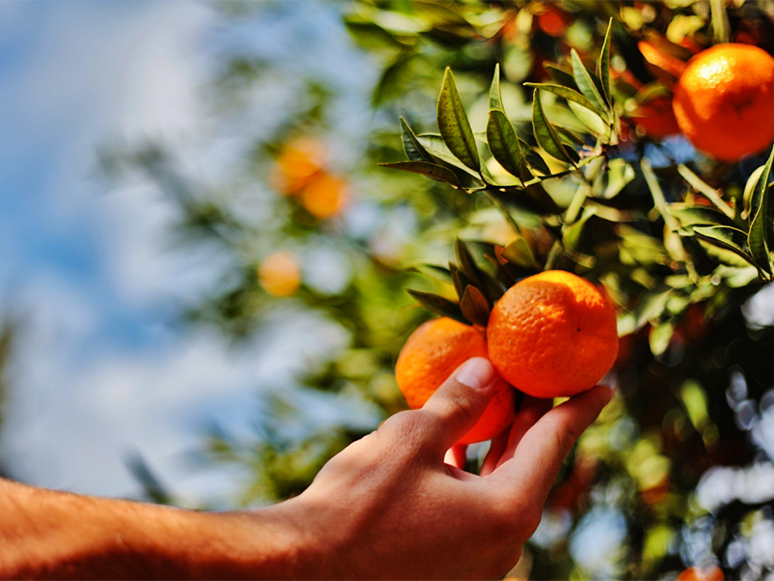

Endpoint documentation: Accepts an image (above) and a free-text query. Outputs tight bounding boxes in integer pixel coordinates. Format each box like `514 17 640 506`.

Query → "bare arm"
0 358 612 579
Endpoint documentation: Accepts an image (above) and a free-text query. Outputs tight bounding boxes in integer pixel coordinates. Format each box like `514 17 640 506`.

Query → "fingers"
444 444 468 469
481 396 553 476
480 429 509 477
418 357 497 456
490 385 613 503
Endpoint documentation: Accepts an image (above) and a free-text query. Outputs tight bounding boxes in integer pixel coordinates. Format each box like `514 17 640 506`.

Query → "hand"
286 357 613 580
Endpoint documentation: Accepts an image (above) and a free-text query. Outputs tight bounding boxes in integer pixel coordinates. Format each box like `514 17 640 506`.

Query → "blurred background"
3 1 774 579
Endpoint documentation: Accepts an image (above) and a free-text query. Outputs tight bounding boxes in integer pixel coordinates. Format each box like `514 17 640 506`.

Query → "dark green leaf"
545 63 578 89
523 83 599 114
455 239 483 288
570 49 608 116
449 263 472 300
407 289 466 324
486 110 525 178
400 118 434 163
693 225 755 265
747 145 774 275
597 18 613 108
562 207 597 255
378 161 462 188
520 138 551 175
532 90 572 163
489 63 503 111
437 68 480 172
460 285 490 327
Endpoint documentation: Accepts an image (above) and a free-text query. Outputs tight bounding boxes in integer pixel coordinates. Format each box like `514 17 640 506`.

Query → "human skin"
0 357 612 579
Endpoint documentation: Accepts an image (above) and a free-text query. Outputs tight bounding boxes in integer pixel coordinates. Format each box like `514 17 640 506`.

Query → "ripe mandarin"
395 317 515 445
487 271 618 398
673 43 774 162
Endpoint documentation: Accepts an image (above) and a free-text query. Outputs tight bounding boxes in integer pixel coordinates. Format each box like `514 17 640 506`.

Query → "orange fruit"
258 251 302 297
487 271 618 398
269 138 326 195
631 96 681 139
677 567 724 581
673 43 774 162
299 171 349 219
395 317 516 445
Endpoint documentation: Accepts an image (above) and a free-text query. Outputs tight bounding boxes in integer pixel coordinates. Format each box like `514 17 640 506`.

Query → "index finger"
488 385 613 505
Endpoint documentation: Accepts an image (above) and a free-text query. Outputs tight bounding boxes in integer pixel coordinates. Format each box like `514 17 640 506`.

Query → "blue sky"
0 0 375 504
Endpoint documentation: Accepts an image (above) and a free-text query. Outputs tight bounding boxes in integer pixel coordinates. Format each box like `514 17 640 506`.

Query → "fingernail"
455 358 495 390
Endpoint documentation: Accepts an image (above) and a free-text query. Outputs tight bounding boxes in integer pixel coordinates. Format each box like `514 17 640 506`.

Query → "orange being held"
487 270 618 399
395 317 516 445
673 43 774 162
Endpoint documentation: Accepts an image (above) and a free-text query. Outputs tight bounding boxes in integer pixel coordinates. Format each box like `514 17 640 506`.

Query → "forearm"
0 478 312 580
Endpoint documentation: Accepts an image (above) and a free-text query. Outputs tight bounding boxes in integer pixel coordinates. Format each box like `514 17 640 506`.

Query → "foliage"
102 1 774 578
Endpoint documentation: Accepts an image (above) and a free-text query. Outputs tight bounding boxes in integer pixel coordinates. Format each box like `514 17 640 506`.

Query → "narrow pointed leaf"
486 110 525 177
378 161 461 188
449 263 472 300
570 49 608 115
545 63 578 89
455 239 483 287
666 204 738 230
400 118 434 163
747 145 774 275
407 289 466 324
524 83 599 113
597 18 613 108
437 68 480 172
489 64 503 111
417 134 481 178
532 90 572 163
460 285 490 327
562 206 597 254
693 225 755 265
568 101 610 136
520 138 551 175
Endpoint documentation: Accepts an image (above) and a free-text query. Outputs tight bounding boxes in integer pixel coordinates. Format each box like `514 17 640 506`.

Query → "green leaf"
693 225 755 265
400 118 434 163
407 289 466 324
437 68 480 172
597 18 613 109
649 319 675 357
486 110 525 178
666 204 738 230
545 63 578 89
531 90 572 163
570 49 609 116
501 236 537 268
378 161 461 188
568 101 610 136
416 134 482 178
562 206 597 255
489 63 503 111
520 138 551 175
455 239 483 288
747 145 774 276
449 263 472 300
459 285 490 327
524 83 599 115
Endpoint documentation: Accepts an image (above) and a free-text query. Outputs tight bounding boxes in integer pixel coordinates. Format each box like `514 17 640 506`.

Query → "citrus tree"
105 1 774 578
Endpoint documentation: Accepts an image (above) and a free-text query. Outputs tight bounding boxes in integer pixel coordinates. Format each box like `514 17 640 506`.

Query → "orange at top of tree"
395 317 516 445
673 43 774 162
486 270 618 399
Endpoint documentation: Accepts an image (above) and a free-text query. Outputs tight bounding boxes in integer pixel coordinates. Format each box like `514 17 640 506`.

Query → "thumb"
419 357 497 456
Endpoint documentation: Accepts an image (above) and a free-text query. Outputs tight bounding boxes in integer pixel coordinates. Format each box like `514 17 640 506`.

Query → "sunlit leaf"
570 49 608 116
489 63 503 111
597 18 613 108
693 225 755 266
649 319 674 357
562 206 597 255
